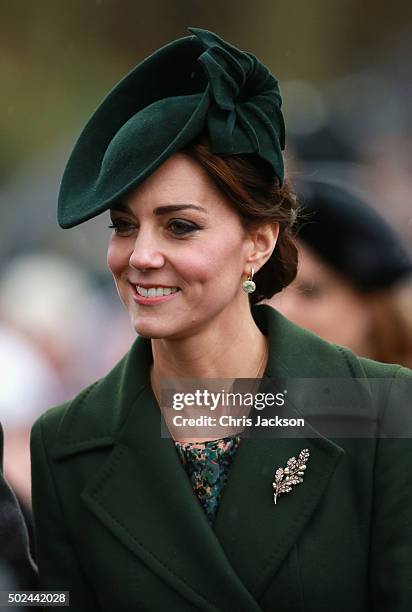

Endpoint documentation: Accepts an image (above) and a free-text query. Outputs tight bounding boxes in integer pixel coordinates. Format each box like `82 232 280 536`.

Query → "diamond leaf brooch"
273 448 310 504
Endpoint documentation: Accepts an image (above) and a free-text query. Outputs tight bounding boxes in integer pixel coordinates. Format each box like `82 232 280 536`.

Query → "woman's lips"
129 283 181 305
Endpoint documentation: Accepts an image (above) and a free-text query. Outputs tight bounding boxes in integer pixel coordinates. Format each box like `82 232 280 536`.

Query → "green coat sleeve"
369 366 412 610
30 413 99 611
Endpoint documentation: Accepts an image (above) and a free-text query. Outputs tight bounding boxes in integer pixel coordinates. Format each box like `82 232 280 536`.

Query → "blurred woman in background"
267 178 412 367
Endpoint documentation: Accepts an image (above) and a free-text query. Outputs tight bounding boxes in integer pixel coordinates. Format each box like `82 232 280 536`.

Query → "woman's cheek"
107 240 128 276
179 253 217 287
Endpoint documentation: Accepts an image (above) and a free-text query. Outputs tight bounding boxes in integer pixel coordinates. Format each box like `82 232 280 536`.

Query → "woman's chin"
132 318 178 340
132 318 201 341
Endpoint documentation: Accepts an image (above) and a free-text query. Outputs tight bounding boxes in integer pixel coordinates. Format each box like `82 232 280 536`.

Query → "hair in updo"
184 136 299 306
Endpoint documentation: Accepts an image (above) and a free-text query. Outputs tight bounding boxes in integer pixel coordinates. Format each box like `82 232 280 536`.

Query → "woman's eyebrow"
153 204 208 215
111 203 208 215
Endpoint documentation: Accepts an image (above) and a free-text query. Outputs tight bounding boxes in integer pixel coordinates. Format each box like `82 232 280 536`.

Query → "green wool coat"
30 305 412 611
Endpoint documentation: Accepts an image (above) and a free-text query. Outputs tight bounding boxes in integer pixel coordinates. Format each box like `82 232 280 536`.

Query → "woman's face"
107 153 255 340
267 241 373 356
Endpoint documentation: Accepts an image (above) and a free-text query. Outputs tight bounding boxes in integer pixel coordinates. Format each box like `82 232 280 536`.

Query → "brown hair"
184 137 299 306
366 287 412 368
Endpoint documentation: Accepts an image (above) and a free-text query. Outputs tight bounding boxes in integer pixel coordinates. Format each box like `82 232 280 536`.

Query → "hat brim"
58 35 208 228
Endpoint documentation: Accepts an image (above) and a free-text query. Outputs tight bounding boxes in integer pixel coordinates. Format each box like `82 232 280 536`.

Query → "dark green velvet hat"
58 27 285 228
295 178 412 290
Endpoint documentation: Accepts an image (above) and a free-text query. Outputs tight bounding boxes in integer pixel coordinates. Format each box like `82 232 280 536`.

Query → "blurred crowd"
0 254 136 540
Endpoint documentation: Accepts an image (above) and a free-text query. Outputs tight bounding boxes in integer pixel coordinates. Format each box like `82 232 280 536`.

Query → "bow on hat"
191 28 285 160
58 27 286 228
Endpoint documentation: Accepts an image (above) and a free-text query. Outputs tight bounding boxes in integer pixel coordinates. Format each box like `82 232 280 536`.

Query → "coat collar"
52 305 365 610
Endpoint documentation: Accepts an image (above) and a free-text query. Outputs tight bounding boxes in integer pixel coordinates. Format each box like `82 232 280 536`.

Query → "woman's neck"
150 305 268 387
150 304 268 443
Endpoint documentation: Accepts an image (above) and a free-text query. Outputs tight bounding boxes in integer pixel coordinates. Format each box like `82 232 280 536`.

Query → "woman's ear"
246 223 279 271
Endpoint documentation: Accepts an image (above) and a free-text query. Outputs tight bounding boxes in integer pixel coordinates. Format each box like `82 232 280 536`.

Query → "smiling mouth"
134 285 181 298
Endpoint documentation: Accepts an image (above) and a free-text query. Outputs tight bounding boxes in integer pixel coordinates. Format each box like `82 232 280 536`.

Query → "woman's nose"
128 230 165 271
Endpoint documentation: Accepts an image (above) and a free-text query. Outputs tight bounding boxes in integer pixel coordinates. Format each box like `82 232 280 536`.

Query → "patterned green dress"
174 436 241 525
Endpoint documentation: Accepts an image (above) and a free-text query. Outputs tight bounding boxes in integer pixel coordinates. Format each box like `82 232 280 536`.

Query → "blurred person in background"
0 252 134 545
267 178 412 368
0 253 97 529
0 253 117 397
0 423 37 591
0 323 61 548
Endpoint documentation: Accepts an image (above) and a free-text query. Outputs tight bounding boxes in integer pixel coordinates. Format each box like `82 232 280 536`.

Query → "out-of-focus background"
1 0 411 539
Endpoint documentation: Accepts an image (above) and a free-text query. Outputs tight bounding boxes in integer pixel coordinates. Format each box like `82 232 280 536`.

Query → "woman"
31 28 412 611
267 178 412 367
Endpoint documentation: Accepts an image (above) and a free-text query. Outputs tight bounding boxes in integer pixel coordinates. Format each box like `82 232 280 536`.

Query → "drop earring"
242 268 256 293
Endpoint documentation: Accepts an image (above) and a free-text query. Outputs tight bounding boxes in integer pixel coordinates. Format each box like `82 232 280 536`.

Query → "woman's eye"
108 219 136 236
167 219 200 235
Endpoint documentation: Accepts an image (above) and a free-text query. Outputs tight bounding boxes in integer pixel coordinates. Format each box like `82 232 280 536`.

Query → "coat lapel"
214 428 343 598
79 334 261 611
213 306 354 598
